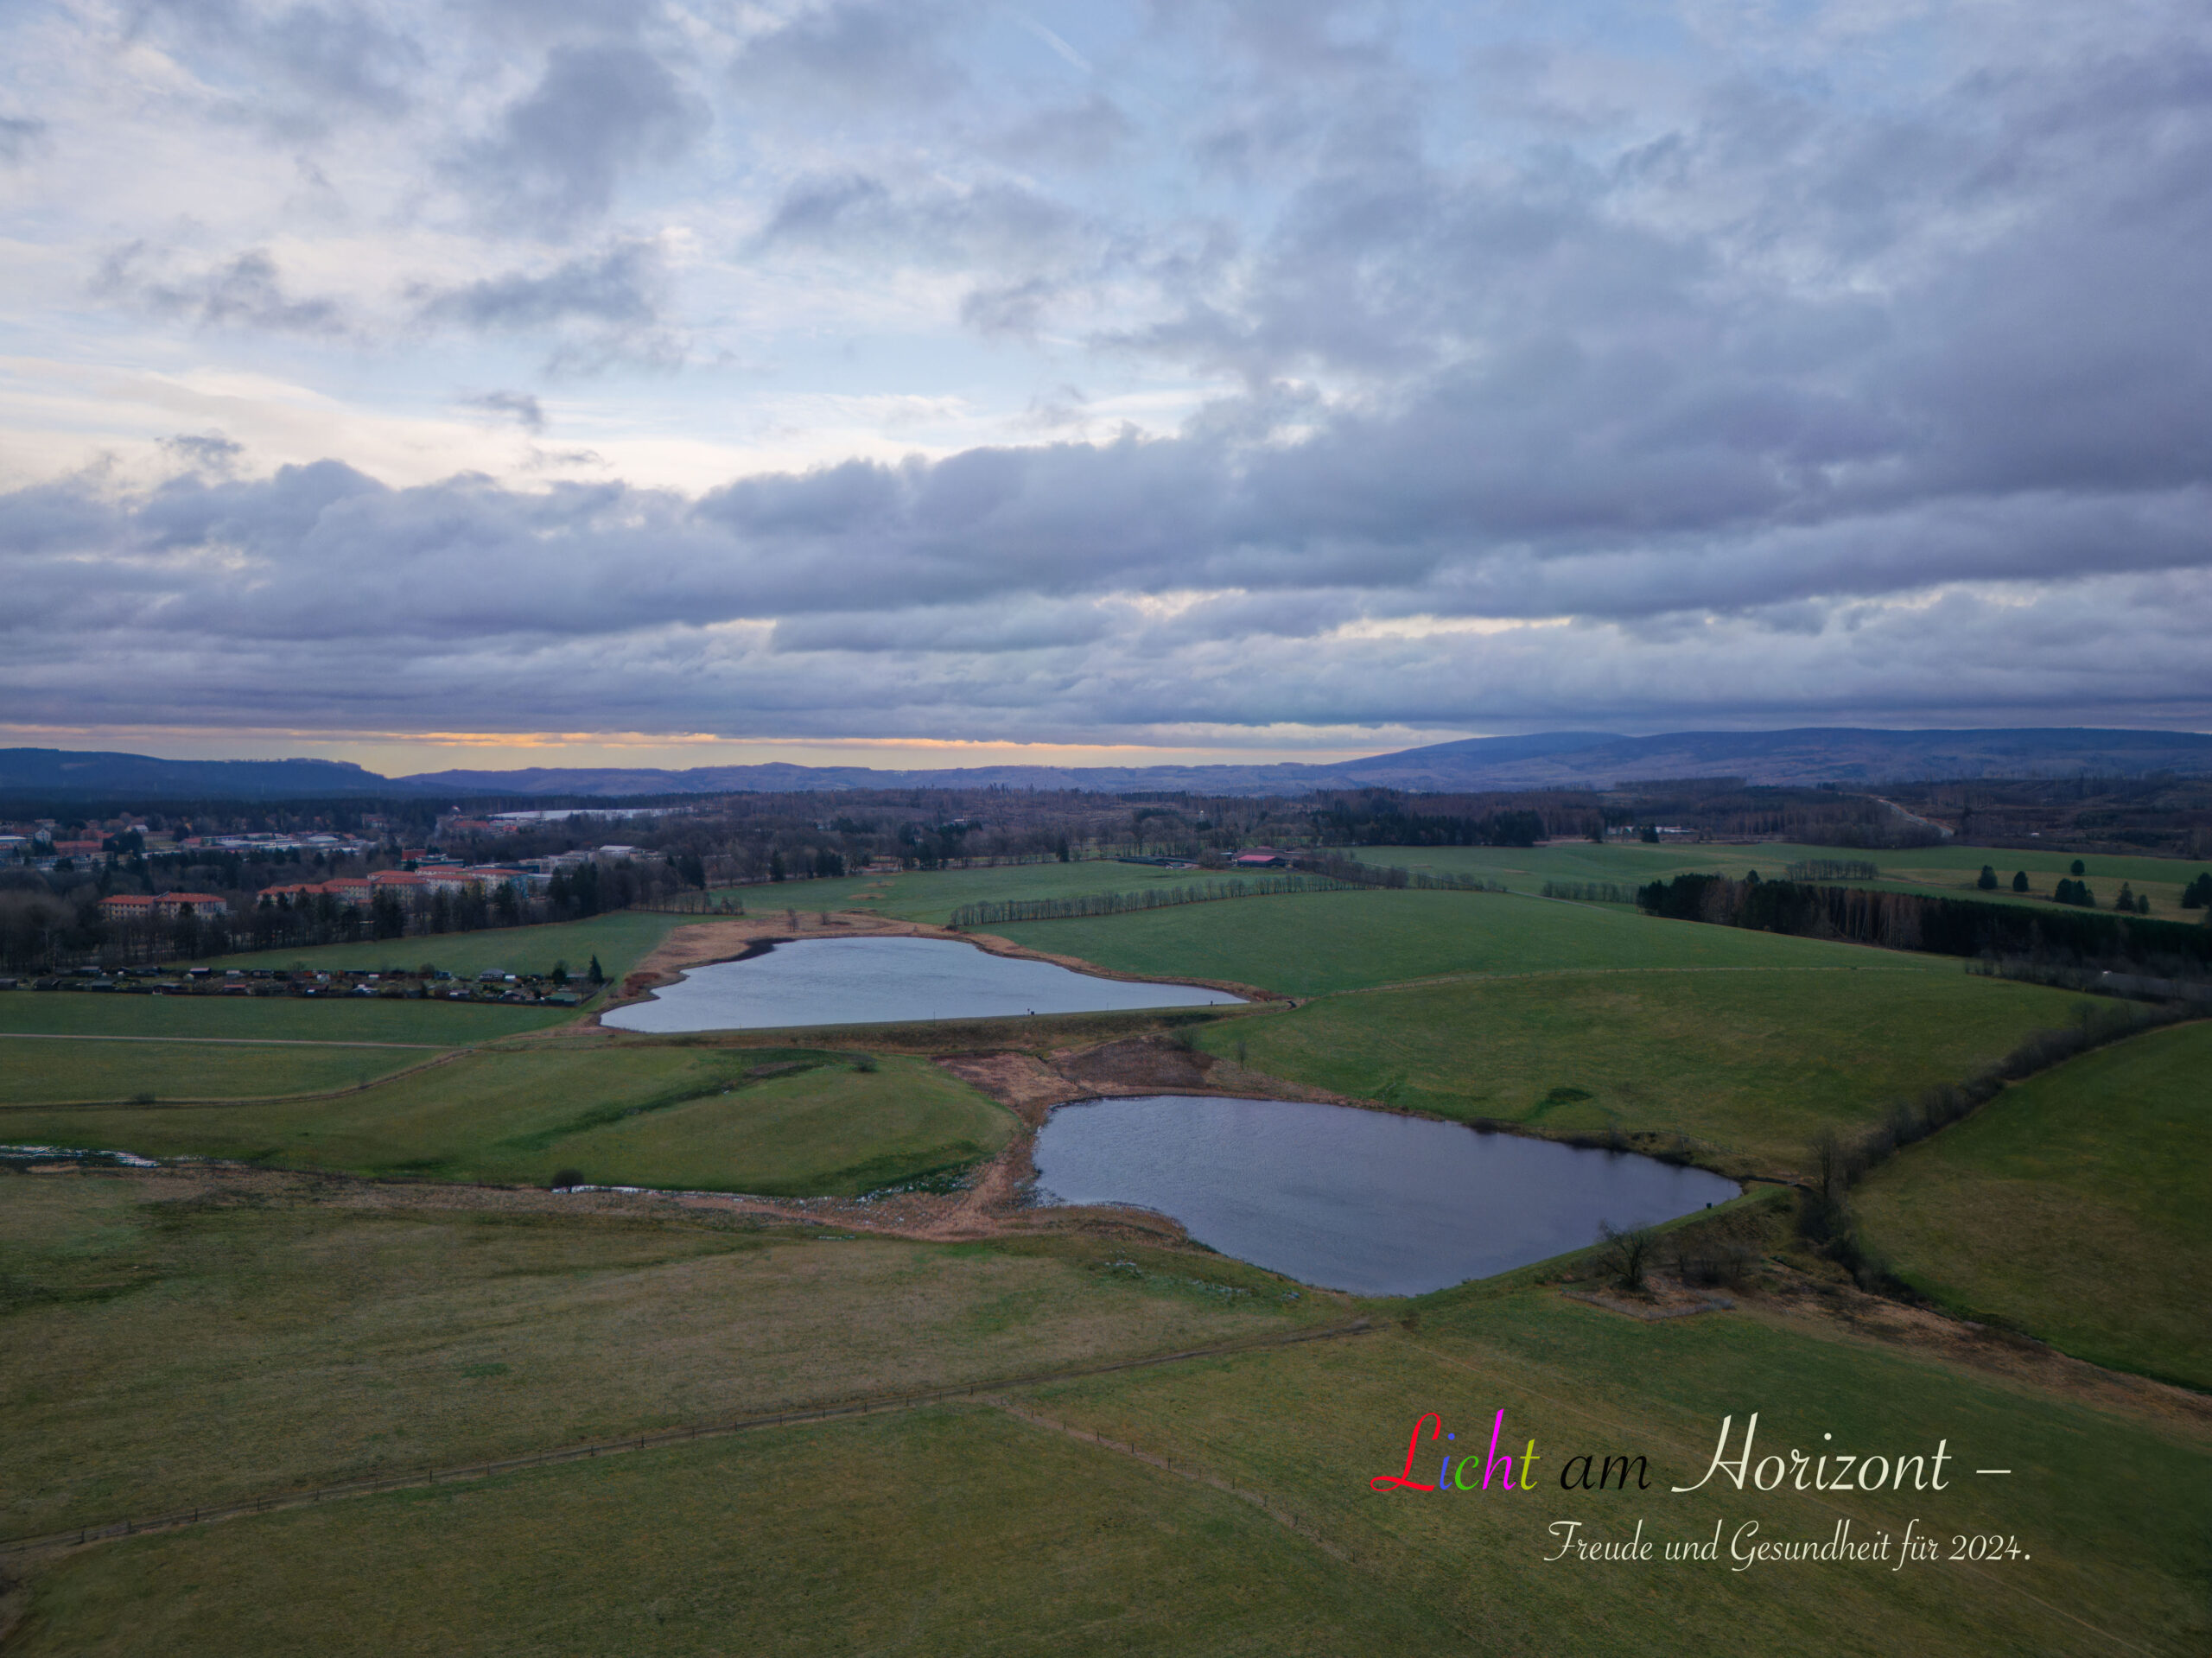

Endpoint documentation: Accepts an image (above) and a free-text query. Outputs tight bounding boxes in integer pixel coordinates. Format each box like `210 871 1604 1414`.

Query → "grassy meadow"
1856 1019 2212 1388
4 847 2207 1655
0 1167 1326 1541
5 1166 2203 1656
193 908 695 986
1197 968 2094 1170
0 992 561 1045
992 886 1921 998
0 1047 1014 1195
0 1038 431 1107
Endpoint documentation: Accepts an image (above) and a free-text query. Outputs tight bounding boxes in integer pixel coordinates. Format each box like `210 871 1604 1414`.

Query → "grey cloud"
730 1 966 111
982 96 1133 170
133 0 424 120
960 278 1058 339
417 242 664 330
755 173 1077 267
461 391 546 432
0 116 48 163
159 431 246 473
454 42 706 231
99 245 350 335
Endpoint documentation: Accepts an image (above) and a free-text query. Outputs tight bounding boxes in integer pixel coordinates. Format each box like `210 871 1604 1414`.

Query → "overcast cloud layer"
2 0 2209 759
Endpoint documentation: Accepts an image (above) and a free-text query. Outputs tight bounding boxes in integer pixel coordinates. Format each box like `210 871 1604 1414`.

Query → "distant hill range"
3 727 2208 800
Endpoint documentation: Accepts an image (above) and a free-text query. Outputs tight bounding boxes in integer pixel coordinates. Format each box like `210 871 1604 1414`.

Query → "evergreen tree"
2012 870 2029 893
588 954 604 985
1977 865 1998 890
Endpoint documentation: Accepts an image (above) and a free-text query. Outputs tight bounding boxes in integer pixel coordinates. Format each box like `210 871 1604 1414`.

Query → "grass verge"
1855 1020 2212 1388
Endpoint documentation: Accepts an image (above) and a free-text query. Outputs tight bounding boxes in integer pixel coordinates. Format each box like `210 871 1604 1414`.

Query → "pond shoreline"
593 912 1283 1027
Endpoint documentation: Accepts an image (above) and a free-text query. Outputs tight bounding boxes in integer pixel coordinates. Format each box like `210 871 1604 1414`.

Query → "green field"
6 851 2204 1654
1198 968 2094 1170
1857 1020 2212 1388
0 1047 1014 1195
5 1169 2202 1656
0 993 561 1045
194 908 696 986
720 857 1229 925
0 1038 430 1106
993 886 1930 997
0 1169 1325 1540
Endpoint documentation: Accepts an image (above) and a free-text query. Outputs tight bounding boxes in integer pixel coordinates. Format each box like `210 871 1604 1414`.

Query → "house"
99 892 230 921
320 877 374 907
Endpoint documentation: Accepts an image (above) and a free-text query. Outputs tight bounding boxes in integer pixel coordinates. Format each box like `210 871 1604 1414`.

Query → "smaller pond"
601 936 1243 1033
1032 1095 1740 1296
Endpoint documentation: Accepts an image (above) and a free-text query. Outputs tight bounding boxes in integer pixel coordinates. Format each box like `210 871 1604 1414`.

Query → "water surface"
601 936 1242 1033
1033 1094 1739 1295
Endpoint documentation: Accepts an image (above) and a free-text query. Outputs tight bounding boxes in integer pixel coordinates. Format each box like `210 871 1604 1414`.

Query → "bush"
1596 1221 1656 1292
549 1168 587 1191
2071 859 2087 876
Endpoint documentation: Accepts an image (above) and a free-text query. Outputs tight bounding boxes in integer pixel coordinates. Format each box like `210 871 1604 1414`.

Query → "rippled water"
600 936 1243 1033
1033 1094 1741 1295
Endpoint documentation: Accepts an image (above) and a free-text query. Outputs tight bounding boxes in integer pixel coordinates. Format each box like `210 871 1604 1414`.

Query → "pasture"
4 1167 2202 1656
0 993 560 1045
193 908 695 988
0 1167 1325 1541
992 885 1942 997
0 1048 1014 1196
1856 1019 2212 1388
1195 967 2094 1172
0 1038 430 1106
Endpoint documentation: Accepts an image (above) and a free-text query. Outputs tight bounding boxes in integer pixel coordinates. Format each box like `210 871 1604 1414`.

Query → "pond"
599 936 1243 1033
1031 1095 1741 1296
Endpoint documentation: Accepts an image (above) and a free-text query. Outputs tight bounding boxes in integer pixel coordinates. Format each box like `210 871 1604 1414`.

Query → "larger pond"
601 936 1243 1033
1032 1095 1740 1296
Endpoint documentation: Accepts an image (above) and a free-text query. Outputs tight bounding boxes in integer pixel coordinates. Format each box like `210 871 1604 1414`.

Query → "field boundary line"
0 1319 1372 1560
0 1032 452 1051
0 1045 476 1113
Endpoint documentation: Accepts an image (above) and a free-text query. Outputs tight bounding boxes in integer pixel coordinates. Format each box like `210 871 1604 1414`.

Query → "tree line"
1635 873 2212 972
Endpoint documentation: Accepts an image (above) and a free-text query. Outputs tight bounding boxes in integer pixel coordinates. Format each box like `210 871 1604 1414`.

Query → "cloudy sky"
2 0 2207 772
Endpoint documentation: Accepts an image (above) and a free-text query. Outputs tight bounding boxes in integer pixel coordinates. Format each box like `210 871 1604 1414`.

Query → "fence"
0 1319 1372 1560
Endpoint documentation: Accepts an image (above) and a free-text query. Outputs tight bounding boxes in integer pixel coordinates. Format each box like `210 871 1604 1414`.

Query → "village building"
98 892 230 920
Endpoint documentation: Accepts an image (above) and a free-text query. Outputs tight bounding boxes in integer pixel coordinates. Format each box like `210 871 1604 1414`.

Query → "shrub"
1597 1221 1656 1292
549 1168 587 1191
